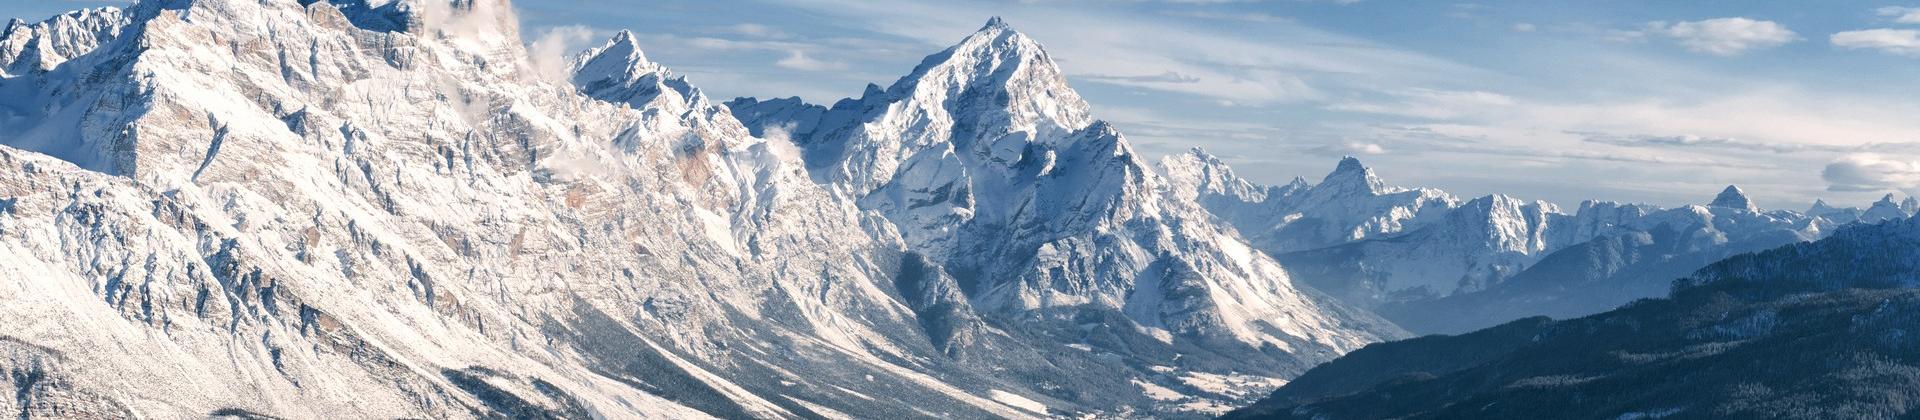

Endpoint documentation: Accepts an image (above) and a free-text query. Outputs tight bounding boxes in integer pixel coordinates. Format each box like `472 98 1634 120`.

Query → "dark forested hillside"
1226 216 1920 420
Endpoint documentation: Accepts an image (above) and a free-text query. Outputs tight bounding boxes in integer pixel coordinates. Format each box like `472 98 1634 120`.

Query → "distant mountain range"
1163 148 1910 334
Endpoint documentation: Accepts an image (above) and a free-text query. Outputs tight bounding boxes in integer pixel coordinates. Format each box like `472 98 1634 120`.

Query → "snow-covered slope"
0 2 1404 418
730 18 1406 411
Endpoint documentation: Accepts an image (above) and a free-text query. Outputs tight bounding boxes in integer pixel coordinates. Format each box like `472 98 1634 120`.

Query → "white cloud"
1512 23 1537 33
1581 132 1920 154
1327 88 1516 120
1823 154 1920 193
1831 29 1920 56
775 50 848 71
527 25 603 82
728 23 790 38
1637 18 1797 56
1876 6 1920 24
619 32 861 73
1080 71 1203 84
1308 142 1386 156
416 0 521 50
1493 90 1920 156
1310 83 1920 207
1162 11 1294 23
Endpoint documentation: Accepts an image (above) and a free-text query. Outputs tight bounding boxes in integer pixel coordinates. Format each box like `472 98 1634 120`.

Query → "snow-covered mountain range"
1162 149 1909 334
728 15 1400 368
0 1 1399 418
2 1 1910 418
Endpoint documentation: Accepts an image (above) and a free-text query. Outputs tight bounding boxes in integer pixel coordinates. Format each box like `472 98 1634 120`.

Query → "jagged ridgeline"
0 0 1401 418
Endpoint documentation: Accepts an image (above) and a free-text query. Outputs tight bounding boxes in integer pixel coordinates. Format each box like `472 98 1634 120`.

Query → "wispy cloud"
1308 142 1387 156
1080 71 1203 84
1160 11 1294 23
1824 154 1920 193
528 25 605 82
1359 124 1755 168
1327 88 1517 120
1580 132 1920 154
726 23 791 38
775 50 848 71
1876 6 1920 24
1831 29 1920 56
1626 18 1798 56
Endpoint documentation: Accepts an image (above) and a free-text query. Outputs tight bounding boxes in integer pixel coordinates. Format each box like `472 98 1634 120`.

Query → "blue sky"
9 0 1920 210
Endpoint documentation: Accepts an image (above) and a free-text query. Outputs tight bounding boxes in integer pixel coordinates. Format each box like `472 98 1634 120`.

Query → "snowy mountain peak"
1185 146 1226 165
571 30 716 117
1709 185 1757 212
727 13 1102 195
981 16 1009 31
1904 196 1919 213
1861 194 1911 223
878 14 1093 139
607 29 643 57
0 6 124 76
1162 147 1276 203
573 29 653 77
1319 156 1387 195
1335 155 1366 171
1807 198 1852 218
1287 176 1311 189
